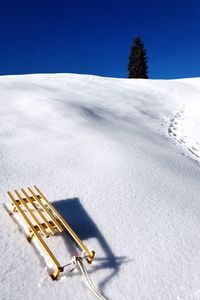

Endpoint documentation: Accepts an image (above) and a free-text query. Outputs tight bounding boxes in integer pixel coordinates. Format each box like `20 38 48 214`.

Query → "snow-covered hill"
1 74 200 300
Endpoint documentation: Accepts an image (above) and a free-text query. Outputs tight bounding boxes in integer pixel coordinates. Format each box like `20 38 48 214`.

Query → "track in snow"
168 105 200 161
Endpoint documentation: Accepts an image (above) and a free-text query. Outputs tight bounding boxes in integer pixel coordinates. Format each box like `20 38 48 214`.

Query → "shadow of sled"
53 198 129 291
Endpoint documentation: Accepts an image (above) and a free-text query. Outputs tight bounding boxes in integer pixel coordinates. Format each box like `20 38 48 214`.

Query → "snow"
1 73 200 299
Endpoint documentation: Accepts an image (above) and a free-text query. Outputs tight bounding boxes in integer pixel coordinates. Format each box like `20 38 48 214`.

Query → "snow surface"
1 74 200 300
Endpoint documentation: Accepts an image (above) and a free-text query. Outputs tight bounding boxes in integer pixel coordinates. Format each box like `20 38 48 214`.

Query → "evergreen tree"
128 36 148 79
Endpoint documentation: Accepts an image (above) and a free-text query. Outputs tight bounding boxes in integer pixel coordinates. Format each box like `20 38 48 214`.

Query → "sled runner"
6 185 95 279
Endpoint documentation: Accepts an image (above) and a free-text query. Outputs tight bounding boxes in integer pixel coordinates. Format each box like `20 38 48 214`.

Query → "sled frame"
7 185 95 279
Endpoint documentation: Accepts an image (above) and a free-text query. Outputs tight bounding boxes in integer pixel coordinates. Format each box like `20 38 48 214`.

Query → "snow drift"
0 74 200 300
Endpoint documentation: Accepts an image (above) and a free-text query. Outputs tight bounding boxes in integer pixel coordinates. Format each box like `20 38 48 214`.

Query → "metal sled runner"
6 185 95 279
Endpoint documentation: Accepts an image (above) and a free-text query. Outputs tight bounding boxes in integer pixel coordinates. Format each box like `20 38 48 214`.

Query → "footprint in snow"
180 139 186 144
191 146 197 151
168 128 172 133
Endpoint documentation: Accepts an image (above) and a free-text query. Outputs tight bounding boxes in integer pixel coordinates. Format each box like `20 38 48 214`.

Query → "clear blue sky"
0 0 200 79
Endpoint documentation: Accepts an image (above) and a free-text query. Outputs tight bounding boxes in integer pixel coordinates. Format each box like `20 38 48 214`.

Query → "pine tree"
128 36 148 79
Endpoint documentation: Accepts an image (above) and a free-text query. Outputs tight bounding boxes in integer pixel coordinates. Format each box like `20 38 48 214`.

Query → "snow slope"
1 74 200 300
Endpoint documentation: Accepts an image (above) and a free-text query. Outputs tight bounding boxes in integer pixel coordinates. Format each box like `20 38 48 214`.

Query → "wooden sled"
6 185 95 280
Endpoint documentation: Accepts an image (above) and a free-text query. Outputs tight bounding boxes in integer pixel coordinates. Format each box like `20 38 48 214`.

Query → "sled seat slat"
33 220 60 232
28 187 63 233
14 195 41 204
14 189 49 238
21 188 56 235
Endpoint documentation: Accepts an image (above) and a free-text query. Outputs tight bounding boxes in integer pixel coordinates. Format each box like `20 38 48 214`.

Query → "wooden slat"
34 185 93 258
34 220 59 232
14 190 49 238
7 191 61 269
14 195 41 204
21 188 56 236
27 187 63 233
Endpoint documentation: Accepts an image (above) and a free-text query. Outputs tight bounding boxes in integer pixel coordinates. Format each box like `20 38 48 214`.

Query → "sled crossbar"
7 185 95 279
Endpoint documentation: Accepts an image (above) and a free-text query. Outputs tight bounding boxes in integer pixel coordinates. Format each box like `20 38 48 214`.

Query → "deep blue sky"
0 0 200 79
